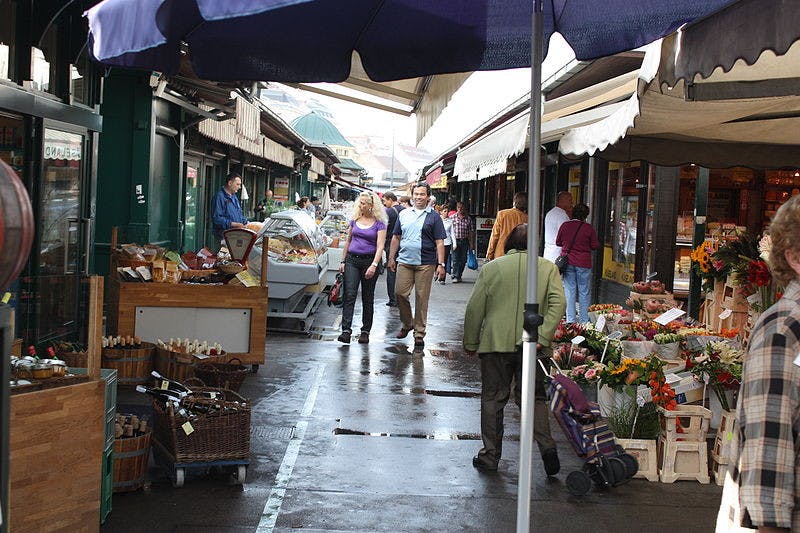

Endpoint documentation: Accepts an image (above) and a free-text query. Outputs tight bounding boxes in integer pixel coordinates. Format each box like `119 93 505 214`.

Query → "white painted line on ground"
256 364 324 532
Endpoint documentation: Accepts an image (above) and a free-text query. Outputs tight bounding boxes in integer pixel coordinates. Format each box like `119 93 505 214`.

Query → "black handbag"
556 221 584 274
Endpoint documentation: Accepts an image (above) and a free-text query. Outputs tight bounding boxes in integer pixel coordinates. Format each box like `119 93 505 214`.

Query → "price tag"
703 372 710 384
747 293 761 304
160 380 169 390
595 315 607 332
209 392 217 399
182 421 194 435
571 335 585 345
726 431 734 441
719 309 733 320
1 292 10 304
654 308 686 325
235 271 260 287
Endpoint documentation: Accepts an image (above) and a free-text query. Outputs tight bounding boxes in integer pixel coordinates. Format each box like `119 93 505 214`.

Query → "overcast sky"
299 33 577 156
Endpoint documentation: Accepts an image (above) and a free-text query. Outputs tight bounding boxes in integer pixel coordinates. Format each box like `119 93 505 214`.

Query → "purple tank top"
348 219 386 255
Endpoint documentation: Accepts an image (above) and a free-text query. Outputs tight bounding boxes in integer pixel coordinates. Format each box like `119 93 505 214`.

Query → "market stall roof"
292 112 353 147
559 0 800 168
335 158 366 172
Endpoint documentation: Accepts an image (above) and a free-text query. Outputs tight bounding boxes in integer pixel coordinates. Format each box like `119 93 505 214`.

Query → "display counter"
320 210 348 286
7 277 107 531
249 210 328 318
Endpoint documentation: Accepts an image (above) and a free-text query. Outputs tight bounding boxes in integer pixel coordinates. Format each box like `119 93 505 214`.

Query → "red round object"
0 159 35 292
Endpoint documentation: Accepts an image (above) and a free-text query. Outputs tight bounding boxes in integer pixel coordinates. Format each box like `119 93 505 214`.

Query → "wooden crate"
657 435 710 484
710 451 730 486
722 276 748 311
659 405 711 442
712 410 738 461
10 380 105 532
105 277 267 366
616 438 658 482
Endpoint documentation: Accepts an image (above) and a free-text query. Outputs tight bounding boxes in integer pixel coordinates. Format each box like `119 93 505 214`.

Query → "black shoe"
542 448 560 476
358 331 369 344
414 337 425 349
337 331 351 344
386 301 397 307
472 455 498 471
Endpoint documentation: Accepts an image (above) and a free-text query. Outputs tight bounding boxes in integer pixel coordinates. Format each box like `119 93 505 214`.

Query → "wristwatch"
438 263 446 267
371 262 378 267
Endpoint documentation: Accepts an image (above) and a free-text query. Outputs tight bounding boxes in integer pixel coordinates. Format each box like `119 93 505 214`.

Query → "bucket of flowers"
652 332 682 361
587 303 623 324
685 340 743 415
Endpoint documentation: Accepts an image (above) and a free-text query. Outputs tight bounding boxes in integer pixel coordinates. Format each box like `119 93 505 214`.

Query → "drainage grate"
424 389 481 398
251 425 295 440
332 428 513 441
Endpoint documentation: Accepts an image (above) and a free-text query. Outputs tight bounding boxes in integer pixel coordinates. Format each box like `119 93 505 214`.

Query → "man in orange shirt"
486 192 527 261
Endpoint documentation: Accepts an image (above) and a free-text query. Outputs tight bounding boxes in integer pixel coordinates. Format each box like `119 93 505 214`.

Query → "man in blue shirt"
212 173 248 241
387 183 447 349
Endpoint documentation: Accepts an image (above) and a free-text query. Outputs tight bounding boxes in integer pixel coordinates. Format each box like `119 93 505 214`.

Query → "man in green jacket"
464 223 566 474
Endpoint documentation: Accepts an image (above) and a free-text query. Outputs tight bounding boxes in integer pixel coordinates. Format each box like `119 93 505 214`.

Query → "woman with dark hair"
464 223 565 474
556 203 599 323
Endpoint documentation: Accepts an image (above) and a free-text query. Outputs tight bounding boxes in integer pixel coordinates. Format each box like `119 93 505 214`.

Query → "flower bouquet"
652 332 682 360
686 340 744 412
587 303 623 324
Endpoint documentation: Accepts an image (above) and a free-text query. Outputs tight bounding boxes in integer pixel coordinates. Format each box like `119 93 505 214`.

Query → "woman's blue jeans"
563 264 591 323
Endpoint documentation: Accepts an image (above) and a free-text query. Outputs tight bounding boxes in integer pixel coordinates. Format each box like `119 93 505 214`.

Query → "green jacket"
463 250 565 354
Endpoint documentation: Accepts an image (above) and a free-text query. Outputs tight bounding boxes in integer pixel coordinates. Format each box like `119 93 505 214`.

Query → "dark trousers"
341 253 378 333
452 238 469 279
477 351 555 464
443 244 452 274
385 261 397 305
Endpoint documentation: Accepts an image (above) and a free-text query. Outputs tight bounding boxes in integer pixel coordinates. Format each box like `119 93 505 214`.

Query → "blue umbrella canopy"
87 0 738 82
86 1 740 530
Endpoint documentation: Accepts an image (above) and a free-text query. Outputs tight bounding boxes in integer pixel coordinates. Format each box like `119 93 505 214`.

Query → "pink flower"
585 369 597 380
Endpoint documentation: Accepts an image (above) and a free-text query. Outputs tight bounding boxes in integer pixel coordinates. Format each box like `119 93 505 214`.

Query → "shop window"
31 23 59 94
70 48 92 106
601 162 641 285
0 0 15 80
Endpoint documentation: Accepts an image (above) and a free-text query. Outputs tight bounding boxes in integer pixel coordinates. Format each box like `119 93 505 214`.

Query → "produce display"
267 236 317 264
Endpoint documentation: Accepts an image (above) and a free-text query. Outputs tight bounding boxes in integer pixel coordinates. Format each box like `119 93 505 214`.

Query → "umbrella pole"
517 1 544 532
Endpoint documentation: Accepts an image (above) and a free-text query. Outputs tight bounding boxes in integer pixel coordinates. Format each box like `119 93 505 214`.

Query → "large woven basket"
194 358 248 392
152 387 250 463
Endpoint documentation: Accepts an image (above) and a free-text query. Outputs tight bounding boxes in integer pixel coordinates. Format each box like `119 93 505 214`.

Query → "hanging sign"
273 177 289 203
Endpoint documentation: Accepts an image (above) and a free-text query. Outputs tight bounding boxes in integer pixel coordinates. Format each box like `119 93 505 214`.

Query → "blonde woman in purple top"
338 191 388 344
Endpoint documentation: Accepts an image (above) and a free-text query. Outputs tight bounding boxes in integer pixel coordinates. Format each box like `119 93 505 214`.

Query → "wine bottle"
135 385 185 402
150 370 191 394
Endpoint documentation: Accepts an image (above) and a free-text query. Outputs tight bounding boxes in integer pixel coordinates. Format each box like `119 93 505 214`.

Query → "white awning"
559 13 800 168
454 113 529 181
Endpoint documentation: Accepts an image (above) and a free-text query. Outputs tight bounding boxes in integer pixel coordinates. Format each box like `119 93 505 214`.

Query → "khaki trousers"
395 263 436 339
476 351 555 464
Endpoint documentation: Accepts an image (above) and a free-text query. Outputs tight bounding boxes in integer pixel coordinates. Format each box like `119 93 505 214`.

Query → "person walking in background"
382 191 403 307
486 192 527 261
556 203 599 323
543 191 573 263
307 195 320 218
253 188 276 221
450 201 475 283
464 223 565 474
212 172 248 241
398 195 411 209
716 195 800 532
387 183 447 349
297 196 310 211
439 205 455 284
338 191 388 344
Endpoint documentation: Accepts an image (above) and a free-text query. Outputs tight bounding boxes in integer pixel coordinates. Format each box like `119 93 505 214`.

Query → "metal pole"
517 1 544 531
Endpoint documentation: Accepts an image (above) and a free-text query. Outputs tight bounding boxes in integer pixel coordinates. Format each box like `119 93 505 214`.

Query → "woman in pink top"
555 203 599 323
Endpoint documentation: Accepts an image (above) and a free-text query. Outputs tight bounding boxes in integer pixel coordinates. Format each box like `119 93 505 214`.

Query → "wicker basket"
113 431 152 492
102 343 155 386
194 358 248 392
216 261 245 275
58 350 88 369
180 269 217 282
152 387 250 463
154 348 228 382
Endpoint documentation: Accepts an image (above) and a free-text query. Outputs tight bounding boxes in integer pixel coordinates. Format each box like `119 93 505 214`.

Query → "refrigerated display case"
319 211 349 285
248 210 328 320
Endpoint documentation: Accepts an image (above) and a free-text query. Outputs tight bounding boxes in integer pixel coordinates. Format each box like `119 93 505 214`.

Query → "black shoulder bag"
554 221 583 275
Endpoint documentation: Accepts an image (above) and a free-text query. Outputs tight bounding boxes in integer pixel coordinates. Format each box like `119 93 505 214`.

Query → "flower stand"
711 410 738 486
616 438 658 482
657 405 711 484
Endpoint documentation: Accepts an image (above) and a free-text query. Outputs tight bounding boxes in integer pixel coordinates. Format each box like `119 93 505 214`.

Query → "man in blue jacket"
212 173 248 241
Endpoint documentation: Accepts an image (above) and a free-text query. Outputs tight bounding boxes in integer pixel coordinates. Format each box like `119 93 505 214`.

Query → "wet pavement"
103 268 723 532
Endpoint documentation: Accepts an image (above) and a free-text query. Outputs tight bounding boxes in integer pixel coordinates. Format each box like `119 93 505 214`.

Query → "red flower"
746 260 771 287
